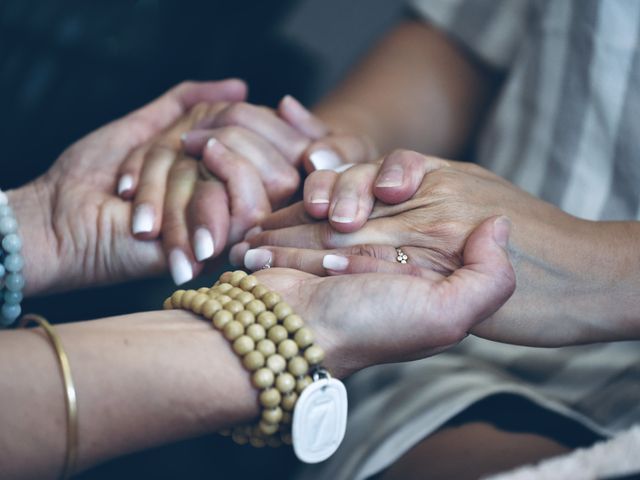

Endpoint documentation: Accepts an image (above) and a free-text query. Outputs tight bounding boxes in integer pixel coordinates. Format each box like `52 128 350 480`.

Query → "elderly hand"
252 215 515 377
8 80 246 296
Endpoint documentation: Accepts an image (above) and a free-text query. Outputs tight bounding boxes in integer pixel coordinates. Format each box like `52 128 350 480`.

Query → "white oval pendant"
292 377 348 463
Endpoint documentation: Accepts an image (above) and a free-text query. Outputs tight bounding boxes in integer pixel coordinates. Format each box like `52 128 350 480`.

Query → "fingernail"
169 249 193 285
193 227 215 261
309 194 330 205
117 174 134 196
283 95 312 119
132 203 155 234
330 197 358 223
375 165 404 188
333 163 355 173
493 216 512 248
309 149 342 171
180 132 188 144
229 242 249 267
244 226 262 241
322 254 349 271
244 248 272 271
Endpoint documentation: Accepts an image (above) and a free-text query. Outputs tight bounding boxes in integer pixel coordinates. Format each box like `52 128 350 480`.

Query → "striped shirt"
295 1 640 479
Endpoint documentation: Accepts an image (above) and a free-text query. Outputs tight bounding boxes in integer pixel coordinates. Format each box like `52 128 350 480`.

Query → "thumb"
442 216 516 331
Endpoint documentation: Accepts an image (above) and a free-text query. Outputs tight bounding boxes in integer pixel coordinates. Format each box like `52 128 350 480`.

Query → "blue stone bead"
4 253 23 272
5 273 24 292
4 290 23 304
0 216 17 236
0 263 4 278
0 205 12 217
1 233 21 253
1 303 21 324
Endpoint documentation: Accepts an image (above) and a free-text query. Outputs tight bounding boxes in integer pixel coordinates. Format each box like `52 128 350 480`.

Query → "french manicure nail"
493 216 512 248
194 227 215 261
333 163 355 173
375 165 404 188
244 226 262 241
169 249 193 285
309 149 342 171
309 195 330 205
330 197 358 223
132 204 155 234
229 242 249 267
244 248 272 271
117 174 134 196
322 254 349 271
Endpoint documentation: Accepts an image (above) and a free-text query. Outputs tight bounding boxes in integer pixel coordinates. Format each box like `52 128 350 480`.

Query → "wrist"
7 180 60 297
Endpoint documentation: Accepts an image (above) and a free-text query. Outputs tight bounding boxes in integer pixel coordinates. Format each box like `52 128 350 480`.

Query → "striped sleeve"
410 0 531 70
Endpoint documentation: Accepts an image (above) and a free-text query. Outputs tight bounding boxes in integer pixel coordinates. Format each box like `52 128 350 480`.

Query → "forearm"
0 310 256 479
312 20 498 158
474 217 640 346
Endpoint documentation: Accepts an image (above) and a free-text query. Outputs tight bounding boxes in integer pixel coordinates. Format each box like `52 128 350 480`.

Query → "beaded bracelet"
164 270 348 463
0 189 25 327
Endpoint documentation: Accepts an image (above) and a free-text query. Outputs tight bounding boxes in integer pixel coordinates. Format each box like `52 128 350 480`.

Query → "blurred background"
0 0 406 478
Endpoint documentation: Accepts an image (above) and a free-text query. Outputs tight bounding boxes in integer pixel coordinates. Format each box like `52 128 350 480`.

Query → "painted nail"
169 249 193 285
309 149 342 171
244 248 272 271
322 254 349 271
330 197 358 223
244 226 263 241
375 165 404 188
229 242 249 267
333 163 355 173
493 216 512 248
309 195 330 205
193 227 215 261
132 204 155 234
117 174 134 196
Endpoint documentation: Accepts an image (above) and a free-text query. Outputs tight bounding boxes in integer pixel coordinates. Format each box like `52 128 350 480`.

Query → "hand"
9 80 247 296
252 216 515 377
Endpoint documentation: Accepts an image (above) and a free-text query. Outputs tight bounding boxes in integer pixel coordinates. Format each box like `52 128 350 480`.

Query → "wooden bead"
233 335 255 356
304 345 325 365
223 320 244 341
262 406 283 425
235 310 255 327
259 420 279 436
273 302 293 321
283 314 303 333
281 392 298 411
267 325 288 344
246 299 266 316
262 291 281 309
239 275 258 292
251 284 269 299
296 375 313 393
275 372 295 394
190 293 209 314
236 291 254 305
213 310 233 329
170 289 186 307
180 290 198 309
217 282 233 293
247 323 266 342
243 350 265 371
201 299 222 319
224 300 244 315
231 431 248 445
288 356 309 377
266 354 286 374
252 368 274 389
219 272 233 284
227 287 243 299
257 311 277 329
197 287 210 294
230 270 248 286
215 294 232 306
259 388 281 408
162 297 173 310
256 339 276 358
249 436 266 448
294 327 314 349
278 339 299 359
281 412 292 425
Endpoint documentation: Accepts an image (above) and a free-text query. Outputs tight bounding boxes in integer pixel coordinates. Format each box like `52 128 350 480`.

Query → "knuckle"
347 244 384 259
223 102 251 124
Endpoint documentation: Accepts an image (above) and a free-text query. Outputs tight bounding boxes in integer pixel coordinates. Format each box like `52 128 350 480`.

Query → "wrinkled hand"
10 80 246 296
253 216 515 376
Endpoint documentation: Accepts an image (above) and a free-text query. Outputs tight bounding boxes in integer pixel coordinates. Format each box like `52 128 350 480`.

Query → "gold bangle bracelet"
20 314 78 480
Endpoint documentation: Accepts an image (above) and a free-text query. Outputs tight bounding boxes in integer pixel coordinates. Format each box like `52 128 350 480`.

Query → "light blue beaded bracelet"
0 190 24 327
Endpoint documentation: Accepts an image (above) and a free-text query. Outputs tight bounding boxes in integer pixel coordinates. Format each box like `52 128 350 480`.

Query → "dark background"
0 1 405 478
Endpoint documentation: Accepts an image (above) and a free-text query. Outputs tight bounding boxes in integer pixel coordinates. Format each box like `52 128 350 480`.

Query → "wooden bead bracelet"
163 270 334 452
